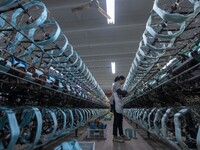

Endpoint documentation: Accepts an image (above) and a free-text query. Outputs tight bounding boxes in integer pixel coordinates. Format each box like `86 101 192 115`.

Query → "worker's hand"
125 93 130 97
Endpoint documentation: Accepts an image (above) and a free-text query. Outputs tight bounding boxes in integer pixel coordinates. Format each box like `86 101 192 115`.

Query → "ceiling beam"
74 40 139 48
47 1 89 10
84 57 133 63
64 23 145 33
88 64 131 69
81 52 135 58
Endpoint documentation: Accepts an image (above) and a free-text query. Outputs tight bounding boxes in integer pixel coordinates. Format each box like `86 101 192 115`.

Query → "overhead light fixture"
106 0 115 24
111 62 115 74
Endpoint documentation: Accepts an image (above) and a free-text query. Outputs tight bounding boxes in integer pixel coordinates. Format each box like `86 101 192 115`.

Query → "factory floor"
42 116 172 150
90 117 153 150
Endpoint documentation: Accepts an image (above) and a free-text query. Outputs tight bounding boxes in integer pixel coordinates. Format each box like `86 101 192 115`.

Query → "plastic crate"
79 142 95 150
104 114 111 120
125 128 137 139
87 128 107 139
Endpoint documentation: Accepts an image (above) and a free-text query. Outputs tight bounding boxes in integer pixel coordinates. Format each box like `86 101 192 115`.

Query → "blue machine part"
47 33 68 56
54 140 82 150
0 0 16 11
28 20 61 46
0 13 6 28
15 107 42 149
63 109 74 134
124 108 200 150
0 106 106 149
52 108 67 138
11 1 47 30
10 56 28 69
37 108 58 147
0 106 20 150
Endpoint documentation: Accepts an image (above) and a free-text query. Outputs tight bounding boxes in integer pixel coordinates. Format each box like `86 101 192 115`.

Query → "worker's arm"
116 89 128 97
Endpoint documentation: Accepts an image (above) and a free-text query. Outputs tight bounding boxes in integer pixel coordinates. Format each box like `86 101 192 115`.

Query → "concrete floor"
42 116 173 150
91 118 153 150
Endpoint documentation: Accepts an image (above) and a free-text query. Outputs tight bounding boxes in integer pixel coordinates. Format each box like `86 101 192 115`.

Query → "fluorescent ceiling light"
106 0 115 24
111 62 115 74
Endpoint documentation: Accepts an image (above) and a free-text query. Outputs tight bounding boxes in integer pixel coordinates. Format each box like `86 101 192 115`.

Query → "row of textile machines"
123 0 200 150
0 0 108 149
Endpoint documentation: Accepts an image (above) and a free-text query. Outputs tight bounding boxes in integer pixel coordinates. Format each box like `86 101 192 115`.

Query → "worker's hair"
114 76 125 82
114 76 119 82
119 75 125 80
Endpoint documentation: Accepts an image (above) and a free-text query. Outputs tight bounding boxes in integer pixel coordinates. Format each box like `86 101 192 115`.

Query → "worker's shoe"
113 136 124 143
120 135 131 141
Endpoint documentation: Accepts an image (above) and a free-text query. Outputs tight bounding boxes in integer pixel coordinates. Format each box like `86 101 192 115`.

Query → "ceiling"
42 0 153 94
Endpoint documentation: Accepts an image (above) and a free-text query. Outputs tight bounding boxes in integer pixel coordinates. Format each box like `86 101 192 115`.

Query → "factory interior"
0 0 200 150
